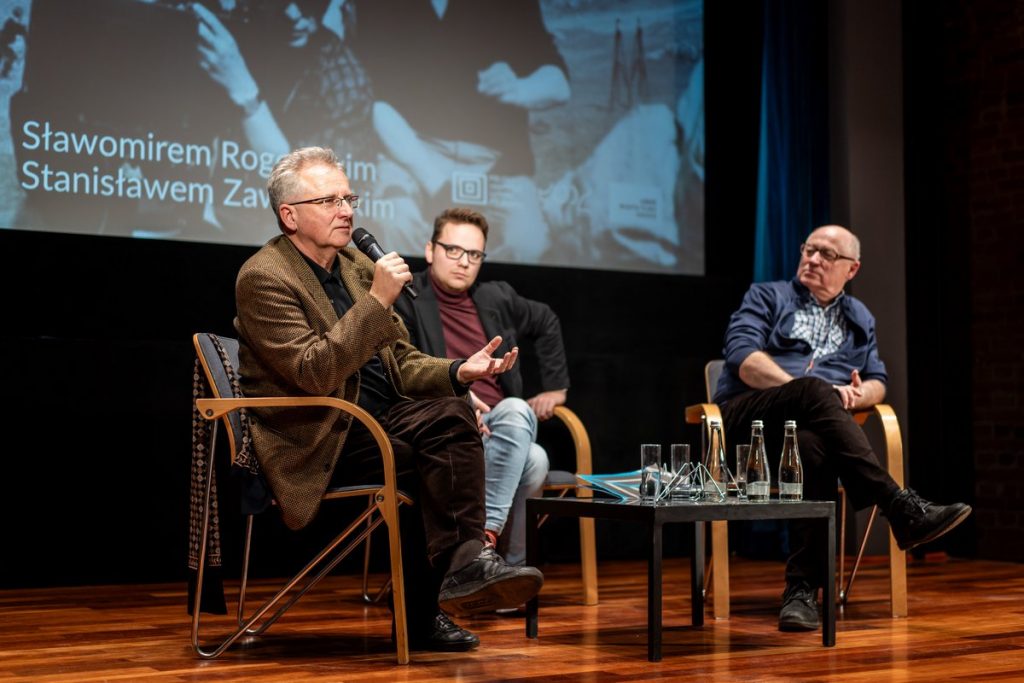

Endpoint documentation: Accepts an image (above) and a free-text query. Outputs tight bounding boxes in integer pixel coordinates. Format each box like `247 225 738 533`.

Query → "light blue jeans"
481 397 550 565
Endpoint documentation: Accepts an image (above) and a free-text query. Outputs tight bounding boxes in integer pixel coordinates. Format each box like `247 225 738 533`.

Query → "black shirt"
302 254 397 419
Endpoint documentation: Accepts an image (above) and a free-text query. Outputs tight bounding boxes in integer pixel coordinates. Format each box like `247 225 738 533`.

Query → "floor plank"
1 555 1023 681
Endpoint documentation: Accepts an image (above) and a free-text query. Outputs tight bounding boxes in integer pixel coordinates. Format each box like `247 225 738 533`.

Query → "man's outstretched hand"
457 336 519 384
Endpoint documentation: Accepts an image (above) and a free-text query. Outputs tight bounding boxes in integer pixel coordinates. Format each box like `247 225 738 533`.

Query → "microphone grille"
352 227 370 245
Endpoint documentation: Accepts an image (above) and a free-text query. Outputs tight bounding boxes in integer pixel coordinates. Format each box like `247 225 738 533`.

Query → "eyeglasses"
800 243 857 263
434 240 486 264
289 194 360 210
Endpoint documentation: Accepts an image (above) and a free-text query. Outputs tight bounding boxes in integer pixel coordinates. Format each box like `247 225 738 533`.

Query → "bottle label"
746 481 770 500
779 482 803 500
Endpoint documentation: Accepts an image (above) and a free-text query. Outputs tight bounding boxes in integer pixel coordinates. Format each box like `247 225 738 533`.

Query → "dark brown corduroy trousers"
332 395 485 627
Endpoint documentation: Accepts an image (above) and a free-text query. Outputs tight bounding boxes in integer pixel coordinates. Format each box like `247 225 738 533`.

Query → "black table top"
527 496 835 523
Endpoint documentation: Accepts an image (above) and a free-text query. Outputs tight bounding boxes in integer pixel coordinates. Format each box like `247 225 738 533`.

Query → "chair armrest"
685 402 726 466
196 396 399 490
851 403 905 488
552 405 593 476
551 406 594 501
684 402 724 427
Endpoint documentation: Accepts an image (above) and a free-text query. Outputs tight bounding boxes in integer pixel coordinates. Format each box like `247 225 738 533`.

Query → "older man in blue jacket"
715 224 971 633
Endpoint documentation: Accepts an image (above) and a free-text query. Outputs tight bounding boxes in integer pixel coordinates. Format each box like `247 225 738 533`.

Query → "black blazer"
395 270 571 399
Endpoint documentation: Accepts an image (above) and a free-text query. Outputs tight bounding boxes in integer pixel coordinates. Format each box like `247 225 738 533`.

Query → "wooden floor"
2 555 1024 682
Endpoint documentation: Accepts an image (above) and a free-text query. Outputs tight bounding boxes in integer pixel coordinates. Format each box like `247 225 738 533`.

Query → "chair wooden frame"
360 405 599 606
191 333 413 664
541 406 599 606
684 360 908 619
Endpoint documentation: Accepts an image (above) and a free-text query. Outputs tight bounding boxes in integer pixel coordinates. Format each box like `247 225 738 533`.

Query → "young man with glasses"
713 224 971 633
395 208 570 572
235 148 545 652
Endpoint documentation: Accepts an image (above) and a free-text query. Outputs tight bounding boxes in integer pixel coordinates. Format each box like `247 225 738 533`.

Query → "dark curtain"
753 0 830 282
734 0 830 559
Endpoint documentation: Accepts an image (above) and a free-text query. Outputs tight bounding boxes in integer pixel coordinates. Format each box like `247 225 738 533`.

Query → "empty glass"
735 445 750 500
639 443 662 503
667 443 691 500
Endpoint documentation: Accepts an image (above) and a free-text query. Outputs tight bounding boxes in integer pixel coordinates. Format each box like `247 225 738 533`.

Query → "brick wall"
952 0 1024 561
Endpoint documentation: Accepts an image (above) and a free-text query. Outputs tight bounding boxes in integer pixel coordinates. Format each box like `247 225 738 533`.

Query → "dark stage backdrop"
0 2 760 587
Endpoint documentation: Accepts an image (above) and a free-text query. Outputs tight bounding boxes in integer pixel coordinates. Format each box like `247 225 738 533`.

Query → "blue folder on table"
576 470 644 501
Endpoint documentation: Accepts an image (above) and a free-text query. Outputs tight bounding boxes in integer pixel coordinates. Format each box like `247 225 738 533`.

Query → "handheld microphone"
352 227 419 299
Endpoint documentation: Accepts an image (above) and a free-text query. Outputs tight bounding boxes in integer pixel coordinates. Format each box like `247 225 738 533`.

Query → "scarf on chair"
187 334 265 615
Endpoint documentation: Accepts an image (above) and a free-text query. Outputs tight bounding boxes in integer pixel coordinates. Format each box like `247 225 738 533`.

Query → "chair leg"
711 520 729 619
703 550 713 601
359 493 395 605
837 488 848 605
377 487 410 665
539 490 598 605
869 404 908 618
840 501 908 618
192 501 388 659
842 505 876 606
889 532 908 618
362 494 376 603
699 520 731 617
578 517 598 605
237 515 254 628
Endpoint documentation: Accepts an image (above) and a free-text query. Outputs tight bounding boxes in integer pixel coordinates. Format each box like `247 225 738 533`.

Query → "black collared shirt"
301 253 397 420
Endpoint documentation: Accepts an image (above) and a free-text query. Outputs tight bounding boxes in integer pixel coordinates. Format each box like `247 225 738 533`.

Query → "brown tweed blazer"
234 235 456 530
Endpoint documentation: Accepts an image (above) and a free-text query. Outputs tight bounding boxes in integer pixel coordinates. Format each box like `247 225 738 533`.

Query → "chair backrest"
704 359 725 402
193 332 244 463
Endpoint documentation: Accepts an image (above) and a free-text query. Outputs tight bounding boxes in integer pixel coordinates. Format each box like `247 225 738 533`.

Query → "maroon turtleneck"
430 275 505 407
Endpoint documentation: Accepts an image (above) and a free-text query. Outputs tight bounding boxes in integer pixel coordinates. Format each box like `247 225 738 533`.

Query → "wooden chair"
191 333 414 663
539 406 599 606
684 360 907 619
362 405 599 606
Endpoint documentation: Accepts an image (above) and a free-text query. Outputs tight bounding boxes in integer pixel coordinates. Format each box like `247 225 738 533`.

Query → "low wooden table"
525 497 836 661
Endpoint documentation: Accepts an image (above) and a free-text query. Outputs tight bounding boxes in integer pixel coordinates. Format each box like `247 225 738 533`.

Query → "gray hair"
267 146 345 230
846 232 861 260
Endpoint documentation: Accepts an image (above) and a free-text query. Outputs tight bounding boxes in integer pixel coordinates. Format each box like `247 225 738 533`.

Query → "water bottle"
778 420 804 501
702 419 731 499
745 420 770 502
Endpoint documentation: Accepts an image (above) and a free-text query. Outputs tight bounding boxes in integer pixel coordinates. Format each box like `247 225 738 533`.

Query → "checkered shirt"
791 294 848 360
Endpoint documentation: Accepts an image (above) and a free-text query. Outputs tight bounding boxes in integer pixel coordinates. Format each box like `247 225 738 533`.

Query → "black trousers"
332 395 485 627
721 377 901 587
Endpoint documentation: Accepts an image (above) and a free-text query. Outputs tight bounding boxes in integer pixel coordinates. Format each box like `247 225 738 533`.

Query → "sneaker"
779 581 820 632
884 488 972 551
438 547 543 616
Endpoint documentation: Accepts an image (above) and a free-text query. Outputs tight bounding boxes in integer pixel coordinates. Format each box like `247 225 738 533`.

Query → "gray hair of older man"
267 146 346 230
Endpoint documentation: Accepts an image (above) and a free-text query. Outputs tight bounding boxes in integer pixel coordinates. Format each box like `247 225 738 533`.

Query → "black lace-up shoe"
393 612 480 652
438 547 544 616
779 581 820 632
884 488 972 551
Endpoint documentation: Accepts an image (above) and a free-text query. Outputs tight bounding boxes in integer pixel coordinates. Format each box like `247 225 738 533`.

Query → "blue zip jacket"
713 279 888 403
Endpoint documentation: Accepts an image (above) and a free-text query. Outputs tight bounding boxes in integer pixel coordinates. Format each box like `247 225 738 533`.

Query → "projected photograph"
0 0 703 274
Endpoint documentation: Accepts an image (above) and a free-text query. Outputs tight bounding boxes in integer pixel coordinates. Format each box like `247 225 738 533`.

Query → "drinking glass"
667 443 691 500
639 443 662 503
735 445 750 500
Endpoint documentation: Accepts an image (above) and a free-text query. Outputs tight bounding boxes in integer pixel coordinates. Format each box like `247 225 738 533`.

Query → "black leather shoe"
779 581 820 632
884 488 972 551
438 547 544 616
395 612 480 652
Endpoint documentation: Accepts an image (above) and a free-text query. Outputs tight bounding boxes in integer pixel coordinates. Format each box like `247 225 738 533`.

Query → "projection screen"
0 0 703 274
